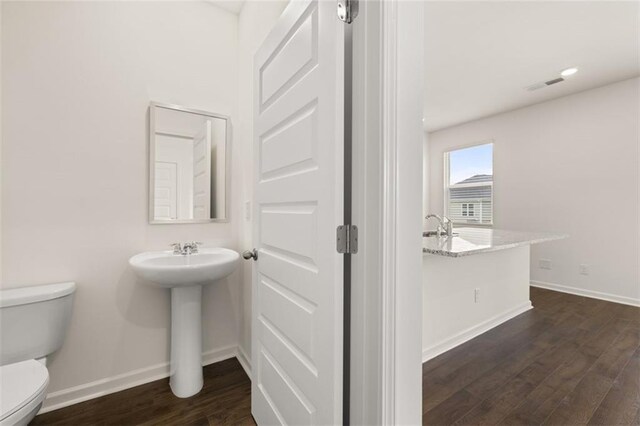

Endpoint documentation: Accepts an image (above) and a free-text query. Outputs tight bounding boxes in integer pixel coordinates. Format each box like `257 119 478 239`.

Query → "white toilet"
0 282 76 426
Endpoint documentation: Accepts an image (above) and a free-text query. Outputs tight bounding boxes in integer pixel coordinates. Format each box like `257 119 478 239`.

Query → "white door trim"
380 1 400 422
350 1 424 424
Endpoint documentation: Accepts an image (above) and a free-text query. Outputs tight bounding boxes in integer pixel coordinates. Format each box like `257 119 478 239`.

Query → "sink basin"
129 247 239 398
129 248 239 288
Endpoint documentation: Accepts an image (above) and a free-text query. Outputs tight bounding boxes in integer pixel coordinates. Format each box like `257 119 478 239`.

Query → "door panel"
252 0 344 424
259 9 317 109
154 161 178 220
260 102 317 180
260 204 318 263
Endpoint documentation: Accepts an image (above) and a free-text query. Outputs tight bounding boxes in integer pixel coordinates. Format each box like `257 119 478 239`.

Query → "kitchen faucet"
424 214 454 237
442 216 454 237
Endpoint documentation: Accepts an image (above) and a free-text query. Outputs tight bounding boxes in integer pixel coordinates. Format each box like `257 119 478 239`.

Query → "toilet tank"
0 282 76 366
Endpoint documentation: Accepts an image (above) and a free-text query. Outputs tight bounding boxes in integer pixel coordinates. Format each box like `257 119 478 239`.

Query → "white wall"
428 77 640 305
236 0 288 362
2 1 241 407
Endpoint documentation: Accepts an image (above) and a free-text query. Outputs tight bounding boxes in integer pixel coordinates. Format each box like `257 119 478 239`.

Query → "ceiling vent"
525 77 566 92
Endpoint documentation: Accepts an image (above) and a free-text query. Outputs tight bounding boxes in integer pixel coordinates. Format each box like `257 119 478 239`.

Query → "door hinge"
337 225 358 254
337 0 358 24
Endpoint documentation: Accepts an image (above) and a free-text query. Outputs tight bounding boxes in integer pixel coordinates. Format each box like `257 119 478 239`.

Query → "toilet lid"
0 360 49 421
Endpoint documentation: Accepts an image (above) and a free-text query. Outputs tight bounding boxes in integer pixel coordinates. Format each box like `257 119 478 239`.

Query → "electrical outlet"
579 264 590 275
539 259 552 270
474 288 480 303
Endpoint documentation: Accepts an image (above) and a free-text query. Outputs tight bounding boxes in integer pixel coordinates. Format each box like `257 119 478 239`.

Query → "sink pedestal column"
170 285 203 398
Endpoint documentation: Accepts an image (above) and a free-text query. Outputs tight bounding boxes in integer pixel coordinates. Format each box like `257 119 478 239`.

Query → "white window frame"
443 141 494 227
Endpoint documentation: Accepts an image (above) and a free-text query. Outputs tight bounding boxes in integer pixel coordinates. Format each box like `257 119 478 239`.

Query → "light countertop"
423 227 567 257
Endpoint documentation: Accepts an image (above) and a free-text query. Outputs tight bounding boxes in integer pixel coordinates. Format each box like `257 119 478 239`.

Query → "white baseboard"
39 344 238 414
236 345 252 379
530 280 640 307
422 301 533 363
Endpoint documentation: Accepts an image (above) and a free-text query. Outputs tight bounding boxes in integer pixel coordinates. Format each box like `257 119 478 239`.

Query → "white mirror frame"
148 101 231 224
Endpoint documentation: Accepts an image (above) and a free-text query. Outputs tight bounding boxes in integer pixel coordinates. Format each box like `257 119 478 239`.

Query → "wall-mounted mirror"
149 102 229 224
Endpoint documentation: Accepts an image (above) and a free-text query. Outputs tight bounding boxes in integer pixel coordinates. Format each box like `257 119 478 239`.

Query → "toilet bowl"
0 360 49 426
0 282 75 426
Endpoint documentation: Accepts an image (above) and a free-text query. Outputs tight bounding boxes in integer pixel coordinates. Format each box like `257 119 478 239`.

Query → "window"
444 143 493 225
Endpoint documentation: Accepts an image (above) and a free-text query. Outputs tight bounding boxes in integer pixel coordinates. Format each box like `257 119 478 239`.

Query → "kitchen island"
422 227 566 362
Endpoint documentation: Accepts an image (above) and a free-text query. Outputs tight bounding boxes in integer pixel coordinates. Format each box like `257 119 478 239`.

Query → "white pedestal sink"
129 247 239 398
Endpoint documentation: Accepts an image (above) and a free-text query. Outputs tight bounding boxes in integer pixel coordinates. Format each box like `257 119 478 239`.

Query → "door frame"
349 1 424 424
242 1 424 423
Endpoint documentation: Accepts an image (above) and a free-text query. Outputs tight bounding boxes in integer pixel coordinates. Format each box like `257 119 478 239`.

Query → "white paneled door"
251 0 344 424
154 161 178 220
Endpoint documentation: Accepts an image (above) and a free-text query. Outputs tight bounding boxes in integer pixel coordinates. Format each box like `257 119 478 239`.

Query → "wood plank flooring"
32 358 256 426
33 288 639 425
423 287 640 425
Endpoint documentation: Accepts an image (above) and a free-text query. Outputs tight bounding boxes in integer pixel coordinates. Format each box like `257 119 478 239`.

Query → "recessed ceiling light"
561 67 578 77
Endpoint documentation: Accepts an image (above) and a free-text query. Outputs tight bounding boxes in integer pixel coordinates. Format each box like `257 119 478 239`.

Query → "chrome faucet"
424 214 444 237
170 242 202 255
424 214 454 237
442 216 454 237
183 242 202 255
170 243 183 255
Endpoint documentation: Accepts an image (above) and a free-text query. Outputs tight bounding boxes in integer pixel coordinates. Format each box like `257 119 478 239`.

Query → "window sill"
452 223 493 228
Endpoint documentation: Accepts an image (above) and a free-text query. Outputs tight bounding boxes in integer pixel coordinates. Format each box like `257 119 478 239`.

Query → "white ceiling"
206 0 246 15
424 1 640 132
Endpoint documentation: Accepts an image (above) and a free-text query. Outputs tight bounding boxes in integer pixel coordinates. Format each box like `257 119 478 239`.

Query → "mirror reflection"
150 103 229 223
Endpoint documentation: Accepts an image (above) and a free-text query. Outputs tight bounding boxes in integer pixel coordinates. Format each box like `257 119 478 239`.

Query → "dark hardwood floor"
33 288 639 425
423 287 640 426
32 358 256 426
